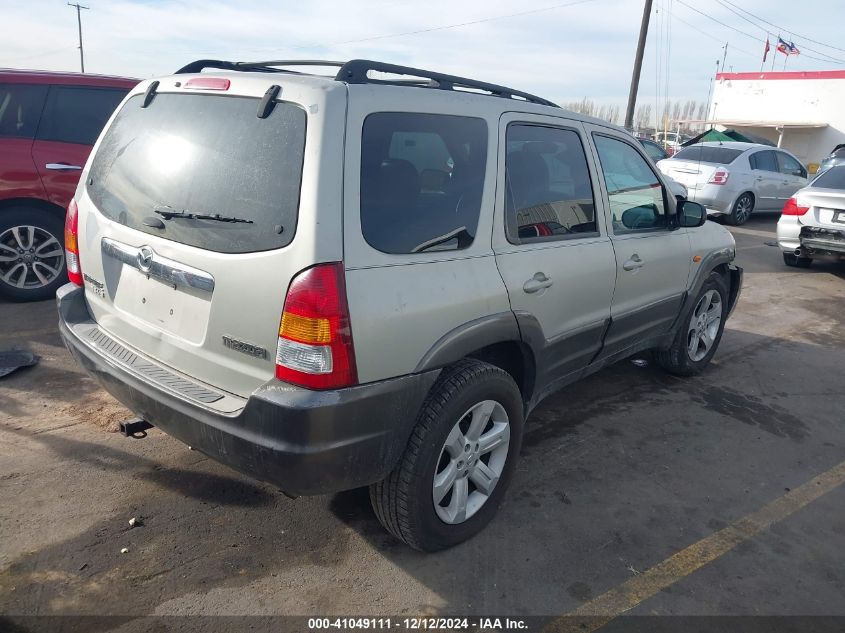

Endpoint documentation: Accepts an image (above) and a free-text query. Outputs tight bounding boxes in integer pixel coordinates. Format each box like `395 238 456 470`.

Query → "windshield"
811 165 845 189
672 145 743 165
87 92 306 254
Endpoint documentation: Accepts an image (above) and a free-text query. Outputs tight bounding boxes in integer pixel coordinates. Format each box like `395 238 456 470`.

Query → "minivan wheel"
655 272 728 377
370 359 523 551
726 193 754 226
0 207 67 302
783 252 812 268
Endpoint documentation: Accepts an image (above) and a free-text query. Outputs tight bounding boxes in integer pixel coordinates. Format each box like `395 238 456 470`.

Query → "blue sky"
2 0 843 109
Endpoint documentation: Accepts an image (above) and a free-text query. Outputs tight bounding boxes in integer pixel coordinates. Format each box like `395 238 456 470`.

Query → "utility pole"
624 0 653 131
67 2 89 73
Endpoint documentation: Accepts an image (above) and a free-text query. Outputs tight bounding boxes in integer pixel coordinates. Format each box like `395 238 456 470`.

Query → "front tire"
726 193 754 226
370 359 524 551
656 272 729 377
0 207 67 302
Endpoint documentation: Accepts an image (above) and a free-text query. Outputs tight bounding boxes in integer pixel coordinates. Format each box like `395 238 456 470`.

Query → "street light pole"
624 0 653 131
67 2 89 73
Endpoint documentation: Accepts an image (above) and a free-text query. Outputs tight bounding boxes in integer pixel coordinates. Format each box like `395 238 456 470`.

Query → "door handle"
523 272 553 294
755 176 764 181
45 163 82 171
623 254 644 271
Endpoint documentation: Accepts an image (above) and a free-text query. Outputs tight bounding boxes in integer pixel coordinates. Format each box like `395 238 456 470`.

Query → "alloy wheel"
432 399 511 524
687 289 722 362
735 195 753 223
0 225 65 290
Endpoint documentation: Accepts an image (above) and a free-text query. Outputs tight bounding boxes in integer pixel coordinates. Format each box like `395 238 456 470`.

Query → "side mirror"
678 200 707 227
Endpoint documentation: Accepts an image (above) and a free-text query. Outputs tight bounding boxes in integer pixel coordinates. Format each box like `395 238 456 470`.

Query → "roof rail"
175 59 346 75
175 59 276 74
335 59 559 108
240 60 345 70
173 58 559 108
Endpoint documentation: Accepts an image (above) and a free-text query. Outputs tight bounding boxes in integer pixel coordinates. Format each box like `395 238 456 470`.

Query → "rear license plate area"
112 267 211 344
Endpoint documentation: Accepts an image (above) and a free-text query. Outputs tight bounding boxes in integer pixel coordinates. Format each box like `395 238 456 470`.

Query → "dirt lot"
1 215 844 631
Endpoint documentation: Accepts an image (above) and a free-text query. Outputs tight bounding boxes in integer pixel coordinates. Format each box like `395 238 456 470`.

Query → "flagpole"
783 34 790 70
772 34 779 71
761 34 769 72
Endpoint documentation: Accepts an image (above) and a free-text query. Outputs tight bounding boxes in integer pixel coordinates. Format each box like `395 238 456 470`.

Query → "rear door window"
505 124 597 243
749 150 778 172
87 93 306 253
360 112 488 254
0 83 48 139
37 86 128 145
672 145 743 164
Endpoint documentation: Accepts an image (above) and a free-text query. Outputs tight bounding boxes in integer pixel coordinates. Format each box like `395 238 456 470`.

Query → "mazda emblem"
137 246 154 273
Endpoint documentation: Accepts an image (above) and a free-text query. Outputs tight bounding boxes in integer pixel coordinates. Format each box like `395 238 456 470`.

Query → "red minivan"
0 69 137 301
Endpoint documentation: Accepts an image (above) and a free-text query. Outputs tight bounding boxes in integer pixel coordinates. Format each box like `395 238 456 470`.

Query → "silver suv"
58 59 742 551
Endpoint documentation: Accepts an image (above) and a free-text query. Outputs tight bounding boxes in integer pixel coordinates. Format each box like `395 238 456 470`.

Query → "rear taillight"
708 169 730 185
65 198 82 286
782 197 810 216
275 263 357 390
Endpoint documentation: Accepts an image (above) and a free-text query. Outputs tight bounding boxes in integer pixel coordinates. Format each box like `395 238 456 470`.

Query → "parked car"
58 59 742 551
657 142 808 226
0 69 137 301
638 137 687 199
817 144 845 175
777 164 845 267
654 131 682 155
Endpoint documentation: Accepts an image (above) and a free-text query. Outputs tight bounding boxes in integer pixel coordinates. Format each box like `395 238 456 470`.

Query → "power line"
675 0 764 44
713 0 845 64
676 0 845 66
2 45 78 65
671 12 756 58
328 0 601 46
719 0 845 55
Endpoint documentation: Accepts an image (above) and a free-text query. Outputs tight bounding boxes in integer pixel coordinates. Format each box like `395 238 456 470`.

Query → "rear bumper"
799 226 845 255
687 186 734 215
57 284 439 495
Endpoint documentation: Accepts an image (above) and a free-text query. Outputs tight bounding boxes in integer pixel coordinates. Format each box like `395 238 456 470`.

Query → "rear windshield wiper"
154 205 253 224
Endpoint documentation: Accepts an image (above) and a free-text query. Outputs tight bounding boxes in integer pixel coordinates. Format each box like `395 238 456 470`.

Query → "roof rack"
335 60 559 108
173 58 559 108
175 59 346 75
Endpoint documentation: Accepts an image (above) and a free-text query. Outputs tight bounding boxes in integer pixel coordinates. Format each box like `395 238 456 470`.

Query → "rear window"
360 112 488 254
811 165 845 189
37 86 128 146
88 93 306 253
672 145 743 164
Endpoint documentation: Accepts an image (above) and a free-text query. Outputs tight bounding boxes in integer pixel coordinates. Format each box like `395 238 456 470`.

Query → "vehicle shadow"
327 323 845 616
2 323 844 621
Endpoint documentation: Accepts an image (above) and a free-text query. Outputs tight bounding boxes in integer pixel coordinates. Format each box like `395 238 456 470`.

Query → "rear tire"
370 359 524 551
0 207 67 302
725 193 754 226
656 272 728 377
783 252 812 268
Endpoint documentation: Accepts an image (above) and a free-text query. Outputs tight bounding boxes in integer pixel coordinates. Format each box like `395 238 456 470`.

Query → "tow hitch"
119 418 154 438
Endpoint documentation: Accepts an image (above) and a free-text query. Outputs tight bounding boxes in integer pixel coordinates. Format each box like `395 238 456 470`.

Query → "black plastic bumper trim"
57 284 439 495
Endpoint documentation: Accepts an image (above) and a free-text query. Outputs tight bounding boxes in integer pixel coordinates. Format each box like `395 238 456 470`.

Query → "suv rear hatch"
75 75 346 400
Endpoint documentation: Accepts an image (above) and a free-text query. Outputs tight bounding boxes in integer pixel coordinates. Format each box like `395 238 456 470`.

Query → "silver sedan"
777 164 845 268
657 141 808 225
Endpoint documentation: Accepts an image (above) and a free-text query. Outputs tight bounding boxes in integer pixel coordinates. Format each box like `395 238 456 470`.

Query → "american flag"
777 37 800 56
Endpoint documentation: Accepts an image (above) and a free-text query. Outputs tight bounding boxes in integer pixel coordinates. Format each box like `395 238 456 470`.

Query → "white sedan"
777 164 845 267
